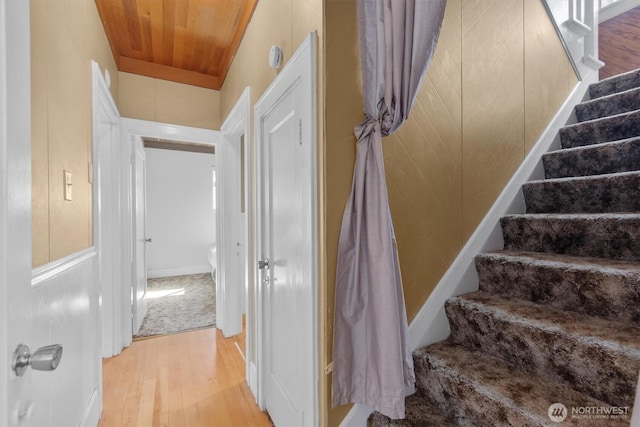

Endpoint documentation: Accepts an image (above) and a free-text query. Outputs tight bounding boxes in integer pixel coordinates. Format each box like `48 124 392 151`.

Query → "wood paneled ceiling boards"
95 0 258 90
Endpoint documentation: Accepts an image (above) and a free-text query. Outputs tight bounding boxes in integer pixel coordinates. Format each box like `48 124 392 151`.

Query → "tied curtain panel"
332 0 447 420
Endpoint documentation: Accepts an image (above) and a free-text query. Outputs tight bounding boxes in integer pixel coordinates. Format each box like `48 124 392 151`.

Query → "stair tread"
451 292 640 354
562 107 640 129
415 342 628 426
478 250 640 274
503 212 640 219
547 135 640 155
579 86 640 108
576 86 640 122
543 136 640 178
526 169 640 185
367 395 453 426
590 68 640 99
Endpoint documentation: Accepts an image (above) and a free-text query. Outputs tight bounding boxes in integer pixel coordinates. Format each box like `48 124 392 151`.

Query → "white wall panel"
145 148 216 278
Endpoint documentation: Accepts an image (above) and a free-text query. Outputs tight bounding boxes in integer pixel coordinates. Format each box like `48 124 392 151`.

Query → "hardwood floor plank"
599 6 640 79
137 378 156 427
99 328 271 427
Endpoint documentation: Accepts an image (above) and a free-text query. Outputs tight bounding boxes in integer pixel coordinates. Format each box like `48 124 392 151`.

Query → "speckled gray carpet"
135 273 216 338
369 69 640 425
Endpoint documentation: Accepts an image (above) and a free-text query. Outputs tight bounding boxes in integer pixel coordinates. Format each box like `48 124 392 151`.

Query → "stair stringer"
339 70 599 427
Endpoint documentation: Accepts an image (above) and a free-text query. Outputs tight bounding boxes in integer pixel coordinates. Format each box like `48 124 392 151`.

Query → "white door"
132 138 148 334
1 2 34 424
256 33 318 427
95 84 118 357
217 122 245 337
1 3 100 427
216 88 255 342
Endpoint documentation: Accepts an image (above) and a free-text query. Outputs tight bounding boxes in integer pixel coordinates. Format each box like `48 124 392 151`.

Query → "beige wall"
324 0 577 424
31 0 119 267
118 72 221 130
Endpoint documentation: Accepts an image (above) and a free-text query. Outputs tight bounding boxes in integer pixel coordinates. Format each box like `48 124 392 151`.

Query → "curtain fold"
332 0 447 420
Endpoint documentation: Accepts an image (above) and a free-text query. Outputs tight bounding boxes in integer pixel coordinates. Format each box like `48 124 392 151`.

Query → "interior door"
256 33 317 427
132 137 148 334
2 3 100 426
1 2 34 425
217 130 244 337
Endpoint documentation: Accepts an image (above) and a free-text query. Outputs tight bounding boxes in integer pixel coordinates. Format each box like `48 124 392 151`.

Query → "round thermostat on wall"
269 46 283 68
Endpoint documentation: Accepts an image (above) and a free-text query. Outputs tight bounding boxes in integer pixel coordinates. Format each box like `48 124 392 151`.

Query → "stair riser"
501 216 640 261
543 138 640 179
576 88 640 122
523 174 640 214
413 353 546 426
590 70 640 99
367 395 451 427
445 299 640 406
559 111 640 149
475 254 640 324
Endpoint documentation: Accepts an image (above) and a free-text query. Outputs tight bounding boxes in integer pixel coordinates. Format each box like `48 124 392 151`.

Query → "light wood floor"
599 6 640 79
98 328 271 427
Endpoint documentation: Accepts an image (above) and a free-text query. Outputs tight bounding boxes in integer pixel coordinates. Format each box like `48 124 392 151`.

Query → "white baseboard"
79 389 100 427
147 265 212 279
339 404 374 427
408 70 598 351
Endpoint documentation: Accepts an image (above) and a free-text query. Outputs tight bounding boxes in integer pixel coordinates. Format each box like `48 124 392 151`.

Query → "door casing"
131 137 148 334
254 32 318 426
219 87 254 393
92 61 126 358
121 118 218 341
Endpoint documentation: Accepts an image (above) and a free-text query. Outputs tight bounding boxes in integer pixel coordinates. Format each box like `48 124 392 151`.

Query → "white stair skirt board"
147 265 212 279
339 69 599 427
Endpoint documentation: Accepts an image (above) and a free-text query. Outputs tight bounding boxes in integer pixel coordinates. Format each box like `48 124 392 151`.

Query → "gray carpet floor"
135 273 216 338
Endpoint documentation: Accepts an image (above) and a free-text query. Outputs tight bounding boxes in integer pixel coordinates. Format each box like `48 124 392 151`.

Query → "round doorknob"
12 344 63 377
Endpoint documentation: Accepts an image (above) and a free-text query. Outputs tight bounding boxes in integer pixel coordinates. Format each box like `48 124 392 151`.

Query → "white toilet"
208 245 217 281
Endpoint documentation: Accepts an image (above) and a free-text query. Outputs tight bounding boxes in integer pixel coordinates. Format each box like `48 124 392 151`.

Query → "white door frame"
121 118 218 342
0 1 32 423
255 32 318 426
92 61 125 357
131 137 148 335
219 87 254 392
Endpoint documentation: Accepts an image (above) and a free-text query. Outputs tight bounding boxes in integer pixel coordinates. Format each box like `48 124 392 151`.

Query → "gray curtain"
332 0 447 420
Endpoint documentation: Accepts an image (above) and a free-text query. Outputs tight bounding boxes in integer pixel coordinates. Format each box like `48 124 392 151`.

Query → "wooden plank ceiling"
95 0 258 90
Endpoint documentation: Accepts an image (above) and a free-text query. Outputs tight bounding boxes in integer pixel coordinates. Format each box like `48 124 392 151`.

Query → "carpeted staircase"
369 69 640 426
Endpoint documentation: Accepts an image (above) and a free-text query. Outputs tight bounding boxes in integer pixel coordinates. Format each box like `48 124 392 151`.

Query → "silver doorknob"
12 344 63 377
258 258 269 269
145 238 152 243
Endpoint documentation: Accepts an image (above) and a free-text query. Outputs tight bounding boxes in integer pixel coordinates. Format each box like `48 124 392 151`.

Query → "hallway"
98 328 271 426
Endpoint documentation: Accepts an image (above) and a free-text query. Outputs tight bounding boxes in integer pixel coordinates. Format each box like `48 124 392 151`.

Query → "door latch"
258 258 269 269
12 344 63 377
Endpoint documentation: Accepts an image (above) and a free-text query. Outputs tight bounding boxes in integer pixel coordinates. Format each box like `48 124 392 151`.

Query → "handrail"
543 0 604 80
